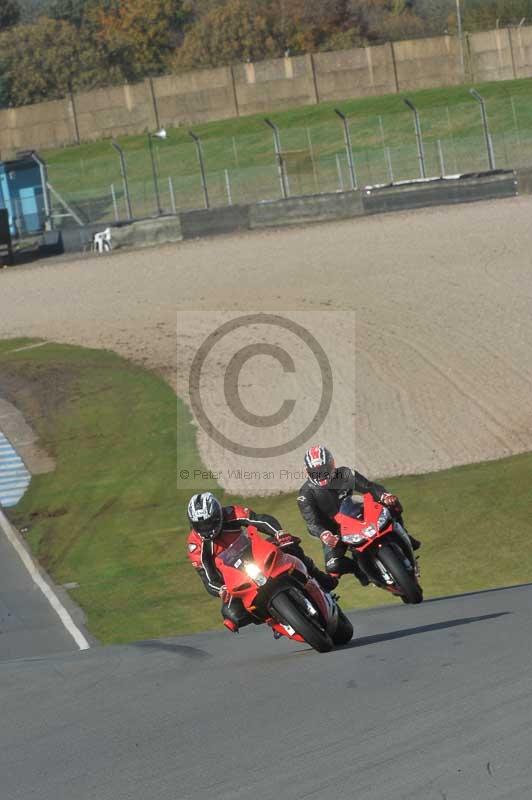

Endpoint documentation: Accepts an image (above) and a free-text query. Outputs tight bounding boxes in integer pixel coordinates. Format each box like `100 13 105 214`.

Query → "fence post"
334 109 357 190
469 89 496 170
404 98 427 179
168 177 177 215
224 169 233 205
378 116 394 183
335 154 344 190
189 131 210 209
264 118 288 199
111 184 119 221
30 152 53 230
148 132 162 215
111 140 133 220
510 97 522 148
385 147 394 183
306 126 320 193
437 139 446 176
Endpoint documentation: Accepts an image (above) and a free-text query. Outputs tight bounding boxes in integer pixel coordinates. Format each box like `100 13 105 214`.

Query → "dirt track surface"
1 197 531 494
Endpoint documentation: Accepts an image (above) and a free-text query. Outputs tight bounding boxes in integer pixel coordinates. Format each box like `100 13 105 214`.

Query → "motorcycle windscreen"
218 532 252 569
339 497 363 520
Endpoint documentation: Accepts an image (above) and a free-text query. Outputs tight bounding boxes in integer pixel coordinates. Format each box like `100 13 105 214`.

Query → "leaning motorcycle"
216 526 353 653
334 493 423 604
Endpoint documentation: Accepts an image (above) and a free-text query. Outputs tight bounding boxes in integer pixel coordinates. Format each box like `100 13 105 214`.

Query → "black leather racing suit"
297 467 387 576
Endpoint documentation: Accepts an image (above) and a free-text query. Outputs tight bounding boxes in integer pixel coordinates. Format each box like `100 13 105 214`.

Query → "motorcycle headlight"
245 562 267 586
377 508 392 532
361 524 377 538
343 533 367 545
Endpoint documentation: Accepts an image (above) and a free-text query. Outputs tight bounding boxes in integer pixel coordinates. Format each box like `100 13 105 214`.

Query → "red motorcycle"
216 526 353 653
334 494 423 604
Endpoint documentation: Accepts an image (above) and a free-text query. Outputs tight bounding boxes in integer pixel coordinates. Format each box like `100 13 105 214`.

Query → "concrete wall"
92 171 516 253
1 24 531 159
468 29 515 83
509 26 532 78
74 81 157 142
314 44 397 101
393 35 463 90
154 68 238 127
180 204 249 238
0 98 77 155
516 166 532 193
232 55 318 116
111 216 183 248
249 191 364 228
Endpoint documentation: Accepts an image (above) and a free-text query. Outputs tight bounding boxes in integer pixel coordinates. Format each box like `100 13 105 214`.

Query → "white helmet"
187 492 223 539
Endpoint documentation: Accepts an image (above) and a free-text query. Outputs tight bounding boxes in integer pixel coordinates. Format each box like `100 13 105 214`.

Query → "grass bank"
1 338 530 643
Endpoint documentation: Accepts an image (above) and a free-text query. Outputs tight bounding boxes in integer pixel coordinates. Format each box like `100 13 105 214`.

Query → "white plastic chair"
92 228 112 253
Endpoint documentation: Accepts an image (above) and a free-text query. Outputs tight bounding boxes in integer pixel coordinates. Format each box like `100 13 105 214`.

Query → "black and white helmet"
304 445 336 487
187 492 223 540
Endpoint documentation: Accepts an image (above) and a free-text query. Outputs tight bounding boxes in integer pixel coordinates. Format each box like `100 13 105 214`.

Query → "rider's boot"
352 559 370 587
301 553 339 592
312 569 338 593
397 515 421 551
223 619 239 633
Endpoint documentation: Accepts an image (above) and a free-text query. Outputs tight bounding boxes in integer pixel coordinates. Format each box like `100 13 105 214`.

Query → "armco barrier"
69 170 518 254
362 170 518 214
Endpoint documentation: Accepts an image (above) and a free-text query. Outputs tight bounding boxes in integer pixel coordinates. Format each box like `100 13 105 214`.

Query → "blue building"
0 155 47 238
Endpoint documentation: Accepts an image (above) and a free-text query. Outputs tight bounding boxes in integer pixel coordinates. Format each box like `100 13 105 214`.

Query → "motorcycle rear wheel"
377 545 423 604
270 590 333 653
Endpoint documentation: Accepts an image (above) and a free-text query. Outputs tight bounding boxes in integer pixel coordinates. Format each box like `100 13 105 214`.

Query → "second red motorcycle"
334 493 423 604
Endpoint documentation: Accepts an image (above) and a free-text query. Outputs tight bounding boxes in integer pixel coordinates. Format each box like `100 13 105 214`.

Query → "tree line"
1 0 531 108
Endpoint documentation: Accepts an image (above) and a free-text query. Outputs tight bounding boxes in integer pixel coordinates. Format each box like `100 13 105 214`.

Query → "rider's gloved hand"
380 493 403 512
320 530 340 548
218 585 230 603
275 531 301 548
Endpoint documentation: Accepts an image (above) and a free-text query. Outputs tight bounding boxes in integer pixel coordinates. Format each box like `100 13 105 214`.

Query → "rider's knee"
325 555 354 576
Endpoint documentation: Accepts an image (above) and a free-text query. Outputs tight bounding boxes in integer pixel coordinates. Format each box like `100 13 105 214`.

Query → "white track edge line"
0 508 90 651
3 341 50 355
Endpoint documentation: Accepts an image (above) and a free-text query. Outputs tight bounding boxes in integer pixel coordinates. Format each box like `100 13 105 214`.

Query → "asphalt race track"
2 584 531 800
0 524 79 661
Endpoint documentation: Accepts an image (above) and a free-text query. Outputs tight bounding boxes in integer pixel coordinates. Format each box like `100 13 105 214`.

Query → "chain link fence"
45 91 532 228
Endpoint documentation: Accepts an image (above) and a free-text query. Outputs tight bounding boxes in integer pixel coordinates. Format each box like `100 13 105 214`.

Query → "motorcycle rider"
297 445 420 585
186 491 338 633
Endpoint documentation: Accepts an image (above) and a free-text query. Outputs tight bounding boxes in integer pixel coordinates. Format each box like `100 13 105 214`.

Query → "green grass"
45 76 532 222
1 339 531 644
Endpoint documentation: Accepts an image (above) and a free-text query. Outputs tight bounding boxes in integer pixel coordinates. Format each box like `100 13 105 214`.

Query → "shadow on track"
423 582 532 604
343 612 510 650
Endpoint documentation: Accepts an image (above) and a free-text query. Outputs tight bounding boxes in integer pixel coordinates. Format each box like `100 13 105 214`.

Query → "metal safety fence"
44 89 532 228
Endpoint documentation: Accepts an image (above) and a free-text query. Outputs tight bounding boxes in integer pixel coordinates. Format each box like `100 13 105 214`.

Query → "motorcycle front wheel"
377 544 423 604
332 608 354 645
270 590 333 653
